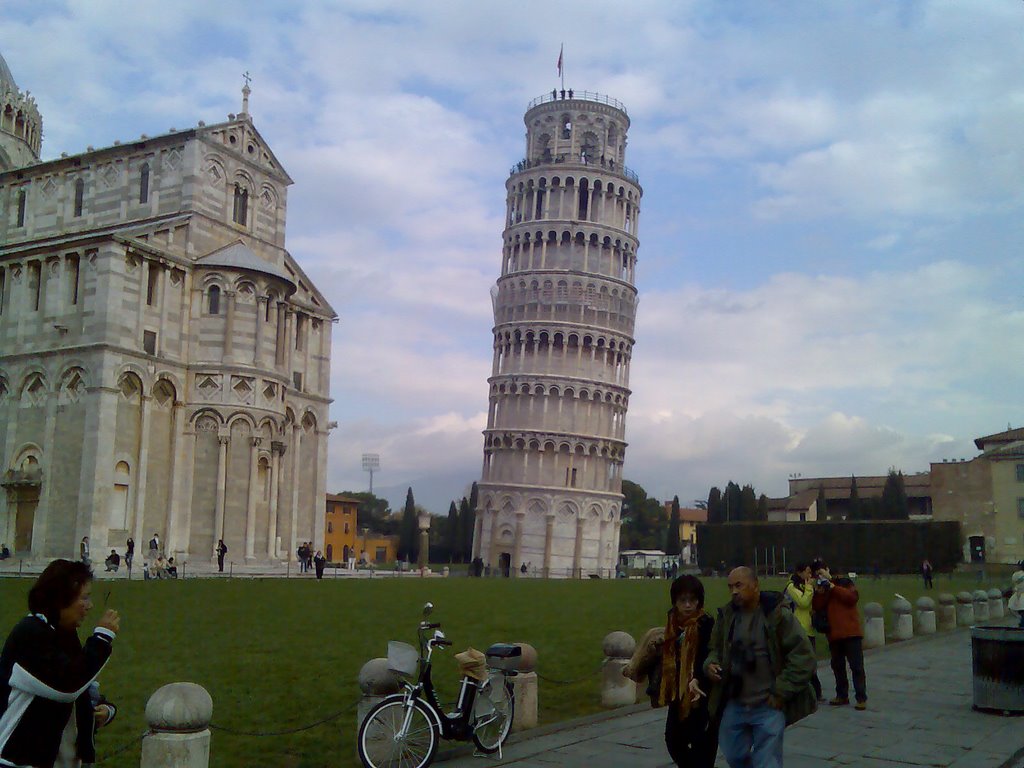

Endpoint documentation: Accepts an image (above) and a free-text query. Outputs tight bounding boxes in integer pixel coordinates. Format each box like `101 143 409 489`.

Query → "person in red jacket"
812 566 867 710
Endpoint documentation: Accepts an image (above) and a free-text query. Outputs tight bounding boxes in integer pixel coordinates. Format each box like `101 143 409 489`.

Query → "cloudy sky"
4 1 1022 513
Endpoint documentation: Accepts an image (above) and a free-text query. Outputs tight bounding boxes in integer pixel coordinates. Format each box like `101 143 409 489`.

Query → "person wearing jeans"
813 570 867 709
705 567 817 768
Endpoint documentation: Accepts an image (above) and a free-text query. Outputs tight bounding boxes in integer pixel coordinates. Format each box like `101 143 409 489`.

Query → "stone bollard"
141 682 213 768
511 643 538 732
956 592 975 627
987 588 1005 619
357 658 401 735
891 597 913 641
863 602 885 649
973 590 990 622
915 596 936 635
601 631 636 707
937 593 957 631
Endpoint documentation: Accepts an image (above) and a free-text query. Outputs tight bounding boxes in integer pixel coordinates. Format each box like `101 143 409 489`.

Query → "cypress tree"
757 493 769 521
707 487 723 524
399 487 417 561
665 496 682 555
848 476 861 520
740 484 758 521
446 501 459 562
816 484 828 521
459 496 474 562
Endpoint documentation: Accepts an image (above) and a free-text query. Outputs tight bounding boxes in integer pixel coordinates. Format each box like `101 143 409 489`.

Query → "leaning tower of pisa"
473 91 641 578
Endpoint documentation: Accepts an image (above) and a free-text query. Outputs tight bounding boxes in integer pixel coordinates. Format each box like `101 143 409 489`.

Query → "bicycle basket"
387 641 419 677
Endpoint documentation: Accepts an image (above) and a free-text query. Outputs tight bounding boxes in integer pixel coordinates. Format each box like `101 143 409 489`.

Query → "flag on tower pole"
557 44 564 92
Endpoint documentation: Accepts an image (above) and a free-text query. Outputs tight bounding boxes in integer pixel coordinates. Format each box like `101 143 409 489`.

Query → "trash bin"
972 626 1024 713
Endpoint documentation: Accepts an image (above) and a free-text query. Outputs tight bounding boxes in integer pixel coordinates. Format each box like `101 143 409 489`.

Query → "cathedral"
0 53 334 565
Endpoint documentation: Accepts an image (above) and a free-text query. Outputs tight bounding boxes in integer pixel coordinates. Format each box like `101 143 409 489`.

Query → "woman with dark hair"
0 559 120 768
786 563 823 701
626 574 717 766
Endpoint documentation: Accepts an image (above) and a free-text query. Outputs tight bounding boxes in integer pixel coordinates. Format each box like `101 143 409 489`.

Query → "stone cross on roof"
241 71 252 115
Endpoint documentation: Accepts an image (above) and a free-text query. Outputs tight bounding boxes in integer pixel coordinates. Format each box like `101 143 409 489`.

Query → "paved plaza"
441 622 1023 768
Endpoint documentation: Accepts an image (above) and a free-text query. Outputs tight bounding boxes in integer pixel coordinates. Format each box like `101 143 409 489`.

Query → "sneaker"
829 697 850 706
855 701 867 711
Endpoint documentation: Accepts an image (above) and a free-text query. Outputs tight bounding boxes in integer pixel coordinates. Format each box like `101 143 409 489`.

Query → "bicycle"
357 602 519 768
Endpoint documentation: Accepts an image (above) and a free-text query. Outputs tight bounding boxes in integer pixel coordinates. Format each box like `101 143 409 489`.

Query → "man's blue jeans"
719 700 785 768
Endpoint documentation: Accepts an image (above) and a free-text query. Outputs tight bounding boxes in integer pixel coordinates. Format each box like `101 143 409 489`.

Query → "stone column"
572 514 584 578
177 417 198 561
956 591 975 627
131 395 152 555
164 401 184 554
254 296 266 366
512 511 524 577
988 588 1005 619
244 437 261 561
289 425 301 561
597 517 609 578
275 301 286 367
891 597 913 641
937 593 957 631
212 434 229 554
543 513 554 578
267 441 284 558
356 660 400 737
417 513 430 571
601 631 636 707
35 388 59 554
862 602 885 649
511 643 538 732
487 511 499 571
472 511 483 560
141 683 212 768
973 589 990 621
915 596 936 635
223 290 236 361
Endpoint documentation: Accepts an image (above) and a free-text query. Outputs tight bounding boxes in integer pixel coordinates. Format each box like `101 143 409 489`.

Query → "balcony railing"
527 91 628 114
509 155 639 184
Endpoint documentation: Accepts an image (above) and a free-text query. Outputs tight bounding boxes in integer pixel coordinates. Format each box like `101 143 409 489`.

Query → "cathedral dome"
0 52 16 93
0 50 43 170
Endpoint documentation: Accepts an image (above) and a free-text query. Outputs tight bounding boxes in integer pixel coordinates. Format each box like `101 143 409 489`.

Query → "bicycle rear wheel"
358 697 439 768
471 676 514 754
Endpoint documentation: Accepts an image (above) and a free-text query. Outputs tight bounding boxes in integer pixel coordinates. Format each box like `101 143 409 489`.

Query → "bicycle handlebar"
421 622 441 629
433 638 453 647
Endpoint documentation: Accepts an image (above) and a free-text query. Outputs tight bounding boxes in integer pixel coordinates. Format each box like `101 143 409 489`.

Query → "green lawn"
0 571 1001 768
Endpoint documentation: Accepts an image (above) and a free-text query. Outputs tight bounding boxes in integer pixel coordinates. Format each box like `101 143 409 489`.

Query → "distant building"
324 494 397 566
662 501 707 545
931 428 1024 566
768 474 933 522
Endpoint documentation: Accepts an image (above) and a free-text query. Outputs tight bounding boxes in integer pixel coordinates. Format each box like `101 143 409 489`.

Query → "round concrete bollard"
863 602 885 649
891 597 913 641
357 658 401 736
512 643 538 732
601 631 637 707
915 596 937 635
987 588 1005 620
141 683 213 768
938 593 957 631
973 589 990 622
957 591 975 627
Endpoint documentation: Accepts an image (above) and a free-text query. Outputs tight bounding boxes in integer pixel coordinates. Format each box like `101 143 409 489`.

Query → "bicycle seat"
485 644 521 671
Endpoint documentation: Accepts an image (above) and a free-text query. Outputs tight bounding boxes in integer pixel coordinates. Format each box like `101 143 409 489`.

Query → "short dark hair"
791 562 810 586
670 574 705 608
28 559 93 625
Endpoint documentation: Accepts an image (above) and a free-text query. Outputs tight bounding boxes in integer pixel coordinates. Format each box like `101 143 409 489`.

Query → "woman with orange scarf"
625 574 718 766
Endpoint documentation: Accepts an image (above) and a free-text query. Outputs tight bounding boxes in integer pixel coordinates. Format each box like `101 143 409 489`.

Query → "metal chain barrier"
207 699 359 737
534 663 603 686
97 730 152 762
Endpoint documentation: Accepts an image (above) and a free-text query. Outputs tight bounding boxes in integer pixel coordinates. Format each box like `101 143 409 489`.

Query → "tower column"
213 434 229 546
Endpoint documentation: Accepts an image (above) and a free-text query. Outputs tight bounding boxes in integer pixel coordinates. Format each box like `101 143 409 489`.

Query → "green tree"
338 491 393 534
848 476 861 520
757 493 769 522
880 470 909 520
665 496 682 555
723 481 742 523
399 487 418 561
445 501 459 562
459 496 474 563
816 484 828 521
707 487 723 524
740 484 758 521
620 480 663 549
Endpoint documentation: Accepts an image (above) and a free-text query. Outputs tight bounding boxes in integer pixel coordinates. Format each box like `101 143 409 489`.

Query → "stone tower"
474 91 641 578
0 53 43 171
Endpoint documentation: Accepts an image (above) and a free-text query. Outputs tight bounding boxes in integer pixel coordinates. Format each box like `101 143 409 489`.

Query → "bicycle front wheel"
358 697 440 768
471 677 514 754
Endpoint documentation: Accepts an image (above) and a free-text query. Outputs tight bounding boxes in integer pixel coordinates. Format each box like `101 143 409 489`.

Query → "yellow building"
662 502 707 544
324 494 398 565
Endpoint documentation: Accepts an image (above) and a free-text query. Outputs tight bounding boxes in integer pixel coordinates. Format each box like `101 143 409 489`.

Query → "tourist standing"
147 533 160 567
921 559 934 589
216 539 227 573
705 566 816 768
314 550 326 580
626 574 718 767
0 559 120 768
813 568 867 710
124 537 134 574
79 537 90 566
785 564 823 702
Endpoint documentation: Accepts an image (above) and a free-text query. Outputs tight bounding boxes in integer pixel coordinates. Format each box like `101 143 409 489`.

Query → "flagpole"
560 44 565 93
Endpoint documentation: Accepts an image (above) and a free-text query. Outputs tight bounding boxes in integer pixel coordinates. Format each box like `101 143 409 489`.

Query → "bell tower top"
0 51 43 170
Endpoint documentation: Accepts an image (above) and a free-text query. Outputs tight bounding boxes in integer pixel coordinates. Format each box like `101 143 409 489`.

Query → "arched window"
208 285 221 315
16 189 27 227
73 179 85 217
232 184 248 226
110 461 131 529
139 163 150 204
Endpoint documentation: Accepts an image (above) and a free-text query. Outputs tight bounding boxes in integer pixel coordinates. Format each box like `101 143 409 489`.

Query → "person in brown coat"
812 567 867 709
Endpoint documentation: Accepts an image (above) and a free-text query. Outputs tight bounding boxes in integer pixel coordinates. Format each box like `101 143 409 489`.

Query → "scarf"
658 609 705 719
